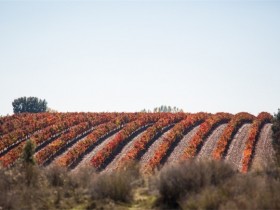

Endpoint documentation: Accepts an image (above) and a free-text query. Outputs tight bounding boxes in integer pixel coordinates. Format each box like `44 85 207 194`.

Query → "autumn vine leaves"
241 112 272 172
0 111 273 173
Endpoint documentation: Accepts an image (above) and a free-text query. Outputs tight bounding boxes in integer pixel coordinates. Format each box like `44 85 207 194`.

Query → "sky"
0 0 280 116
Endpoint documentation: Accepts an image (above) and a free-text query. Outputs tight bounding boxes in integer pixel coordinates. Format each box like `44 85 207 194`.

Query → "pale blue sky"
0 0 280 115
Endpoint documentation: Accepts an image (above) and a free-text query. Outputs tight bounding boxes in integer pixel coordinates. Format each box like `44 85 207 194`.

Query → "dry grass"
152 159 280 210
89 162 142 203
153 160 235 209
1 159 280 209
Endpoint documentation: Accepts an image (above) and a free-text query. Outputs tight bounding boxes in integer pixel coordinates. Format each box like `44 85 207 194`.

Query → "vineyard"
0 111 274 173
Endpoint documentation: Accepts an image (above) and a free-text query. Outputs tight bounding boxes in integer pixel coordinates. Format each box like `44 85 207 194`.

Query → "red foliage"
180 113 232 160
55 113 137 167
0 113 51 137
34 114 112 165
116 113 186 170
143 112 209 173
212 112 255 160
0 113 62 154
0 113 117 167
0 111 273 174
241 112 272 173
90 113 163 169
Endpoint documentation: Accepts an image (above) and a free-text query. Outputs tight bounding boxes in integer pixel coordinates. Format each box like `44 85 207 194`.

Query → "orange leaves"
181 113 232 160
55 114 136 168
144 112 209 173
0 113 60 154
0 111 273 174
90 113 162 169
116 114 186 170
212 112 255 160
241 112 272 173
54 113 155 168
34 114 112 166
0 113 50 137
0 113 115 167
0 143 25 167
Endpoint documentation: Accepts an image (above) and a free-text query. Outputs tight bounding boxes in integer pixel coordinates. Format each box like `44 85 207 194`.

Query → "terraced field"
0 112 273 173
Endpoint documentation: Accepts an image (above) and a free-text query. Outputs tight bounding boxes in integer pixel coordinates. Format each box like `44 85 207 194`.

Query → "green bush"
22 140 36 165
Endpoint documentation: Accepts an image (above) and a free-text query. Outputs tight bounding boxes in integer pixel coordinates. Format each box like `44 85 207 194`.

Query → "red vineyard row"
0 112 273 172
0 113 120 167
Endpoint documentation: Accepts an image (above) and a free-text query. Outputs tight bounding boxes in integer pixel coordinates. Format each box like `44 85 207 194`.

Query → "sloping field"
0 112 273 173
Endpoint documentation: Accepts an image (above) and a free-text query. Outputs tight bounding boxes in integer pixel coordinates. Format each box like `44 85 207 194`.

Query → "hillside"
0 112 273 173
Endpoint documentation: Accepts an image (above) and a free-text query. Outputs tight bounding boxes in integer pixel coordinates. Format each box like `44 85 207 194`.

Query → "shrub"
272 109 280 165
180 168 280 210
22 139 36 165
0 163 50 209
155 160 235 208
0 168 15 209
45 165 68 187
180 186 225 210
70 165 97 188
218 173 280 210
45 165 97 208
89 163 141 203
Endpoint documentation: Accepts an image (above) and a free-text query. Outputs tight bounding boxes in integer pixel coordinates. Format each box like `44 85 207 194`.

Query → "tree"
152 105 184 113
22 139 38 186
12 96 47 113
22 139 36 165
47 107 58 113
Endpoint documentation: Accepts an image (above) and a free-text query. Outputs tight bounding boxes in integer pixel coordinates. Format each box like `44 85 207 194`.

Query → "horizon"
1 0 280 116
